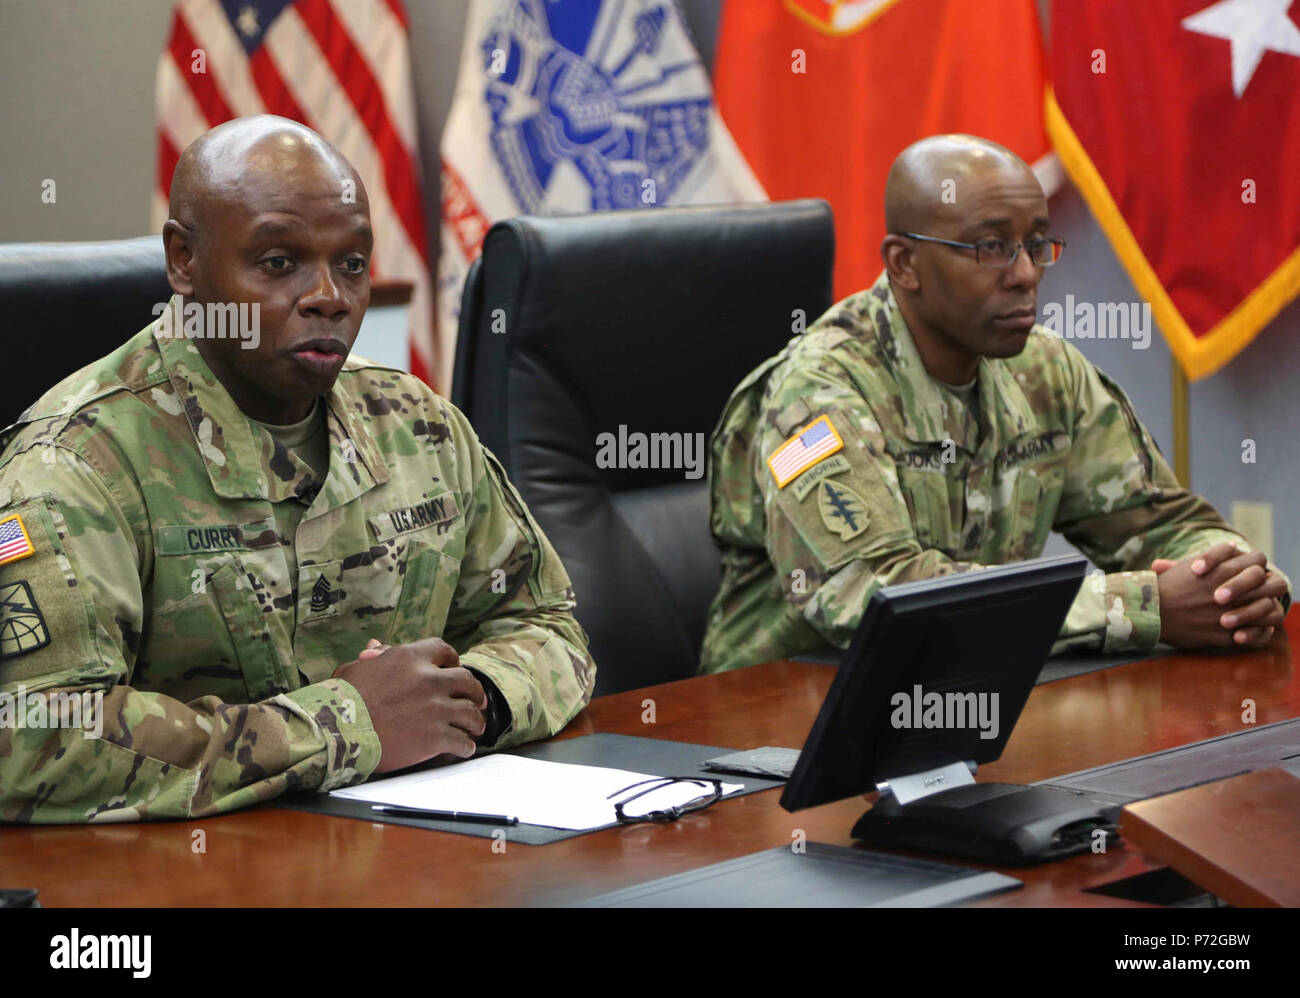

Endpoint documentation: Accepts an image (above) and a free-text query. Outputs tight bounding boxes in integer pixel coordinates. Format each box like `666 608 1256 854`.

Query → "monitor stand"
852 761 1123 866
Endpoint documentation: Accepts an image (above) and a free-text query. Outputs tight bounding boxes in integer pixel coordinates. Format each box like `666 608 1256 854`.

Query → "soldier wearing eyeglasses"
701 134 1290 675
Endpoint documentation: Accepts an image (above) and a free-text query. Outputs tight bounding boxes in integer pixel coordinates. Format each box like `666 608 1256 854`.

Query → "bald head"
884 134 1037 235
169 115 365 238
878 134 1053 385
161 115 374 425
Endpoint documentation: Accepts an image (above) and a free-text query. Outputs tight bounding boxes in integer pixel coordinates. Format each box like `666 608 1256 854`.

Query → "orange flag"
716 0 1053 300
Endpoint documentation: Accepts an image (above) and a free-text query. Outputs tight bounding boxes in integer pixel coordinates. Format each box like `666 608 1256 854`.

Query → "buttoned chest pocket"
298 492 465 648
297 533 457 634
148 557 291 703
1007 466 1065 561
376 499 465 646
385 534 462 645
896 467 955 553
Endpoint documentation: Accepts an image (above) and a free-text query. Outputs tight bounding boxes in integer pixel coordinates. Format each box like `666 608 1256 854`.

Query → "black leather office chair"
0 237 171 428
452 200 835 694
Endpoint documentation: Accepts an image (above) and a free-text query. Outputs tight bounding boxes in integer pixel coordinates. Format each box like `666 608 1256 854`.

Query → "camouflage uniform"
0 302 595 822
701 272 1290 674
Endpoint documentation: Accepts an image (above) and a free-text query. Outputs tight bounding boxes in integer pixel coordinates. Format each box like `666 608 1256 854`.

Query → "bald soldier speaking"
0 117 595 822
701 134 1291 675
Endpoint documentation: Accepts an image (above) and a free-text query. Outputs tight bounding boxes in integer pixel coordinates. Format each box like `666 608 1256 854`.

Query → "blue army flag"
437 0 767 387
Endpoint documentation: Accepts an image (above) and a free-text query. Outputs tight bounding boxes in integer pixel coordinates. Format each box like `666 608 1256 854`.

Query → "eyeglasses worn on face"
902 232 1066 268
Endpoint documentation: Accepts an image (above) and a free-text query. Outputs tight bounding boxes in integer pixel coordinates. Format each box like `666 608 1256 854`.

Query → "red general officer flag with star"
716 0 1054 301
1048 0 1300 380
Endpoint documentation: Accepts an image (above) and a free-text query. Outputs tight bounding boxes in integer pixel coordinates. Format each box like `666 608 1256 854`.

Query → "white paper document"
329 754 743 830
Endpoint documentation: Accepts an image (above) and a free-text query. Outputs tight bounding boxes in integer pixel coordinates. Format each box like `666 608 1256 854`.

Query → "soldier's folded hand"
1152 543 1286 649
332 637 489 773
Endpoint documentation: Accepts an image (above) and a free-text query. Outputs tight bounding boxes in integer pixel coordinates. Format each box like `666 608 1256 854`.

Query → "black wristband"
464 667 512 746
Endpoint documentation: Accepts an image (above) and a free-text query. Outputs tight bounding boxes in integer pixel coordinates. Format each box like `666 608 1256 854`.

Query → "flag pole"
1171 357 1190 488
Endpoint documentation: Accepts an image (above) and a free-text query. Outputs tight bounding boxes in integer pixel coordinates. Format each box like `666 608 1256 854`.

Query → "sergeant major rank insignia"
818 480 870 541
309 576 332 614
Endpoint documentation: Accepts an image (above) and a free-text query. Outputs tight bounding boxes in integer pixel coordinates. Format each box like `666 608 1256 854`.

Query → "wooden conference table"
3 614 1297 907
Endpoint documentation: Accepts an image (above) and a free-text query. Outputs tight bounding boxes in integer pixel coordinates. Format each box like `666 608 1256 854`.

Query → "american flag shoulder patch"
0 514 36 567
767 415 845 488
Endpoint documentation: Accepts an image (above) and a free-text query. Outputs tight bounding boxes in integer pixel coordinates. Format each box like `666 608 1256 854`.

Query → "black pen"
371 805 520 826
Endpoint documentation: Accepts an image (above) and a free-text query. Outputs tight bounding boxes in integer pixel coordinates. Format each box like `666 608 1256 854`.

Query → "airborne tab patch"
767 415 845 489
0 514 35 567
791 454 851 502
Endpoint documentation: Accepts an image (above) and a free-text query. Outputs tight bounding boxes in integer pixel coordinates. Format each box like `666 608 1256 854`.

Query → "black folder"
572 842 1021 907
277 733 783 844
1039 716 1300 803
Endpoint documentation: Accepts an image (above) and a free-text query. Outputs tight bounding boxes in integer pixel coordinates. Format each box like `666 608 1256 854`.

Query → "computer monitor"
781 555 1088 812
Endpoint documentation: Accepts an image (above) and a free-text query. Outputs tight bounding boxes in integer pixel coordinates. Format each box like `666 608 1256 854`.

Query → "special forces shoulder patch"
0 580 51 660
767 415 845 488
0 514 36 566
818 479 870 541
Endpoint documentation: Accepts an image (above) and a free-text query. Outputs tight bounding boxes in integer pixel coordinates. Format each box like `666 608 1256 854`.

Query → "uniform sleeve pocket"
481 448 572 603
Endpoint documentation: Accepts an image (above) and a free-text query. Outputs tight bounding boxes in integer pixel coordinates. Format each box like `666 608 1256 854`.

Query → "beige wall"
0 0 468 264
0 0 173 240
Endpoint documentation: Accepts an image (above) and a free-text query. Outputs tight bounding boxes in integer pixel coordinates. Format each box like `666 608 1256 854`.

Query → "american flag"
0 516 35 566
152 0 437 386
767 415 844 488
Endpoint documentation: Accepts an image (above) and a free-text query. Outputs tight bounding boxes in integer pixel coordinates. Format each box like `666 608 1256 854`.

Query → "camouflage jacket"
0 308 595 822
700 271 1289 674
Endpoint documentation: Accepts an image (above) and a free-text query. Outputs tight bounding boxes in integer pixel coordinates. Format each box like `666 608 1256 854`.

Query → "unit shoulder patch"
0 580 51 659
817 479 870 541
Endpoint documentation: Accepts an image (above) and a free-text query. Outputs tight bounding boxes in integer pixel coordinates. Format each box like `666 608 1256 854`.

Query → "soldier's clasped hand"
333 637 488 774
1152 543 1287 649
